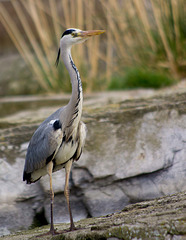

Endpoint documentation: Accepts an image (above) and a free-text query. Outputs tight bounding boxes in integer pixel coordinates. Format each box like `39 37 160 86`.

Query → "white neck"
61 44 83 127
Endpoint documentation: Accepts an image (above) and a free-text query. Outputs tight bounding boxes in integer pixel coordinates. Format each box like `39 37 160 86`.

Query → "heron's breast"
55 140 78 165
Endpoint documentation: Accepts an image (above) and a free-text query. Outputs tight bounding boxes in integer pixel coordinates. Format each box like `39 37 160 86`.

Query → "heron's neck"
61 46 83 126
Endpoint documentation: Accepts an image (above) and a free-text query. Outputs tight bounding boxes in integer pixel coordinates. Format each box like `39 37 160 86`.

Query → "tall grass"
0 0 106 92
100 0 185 78
0 0 185 93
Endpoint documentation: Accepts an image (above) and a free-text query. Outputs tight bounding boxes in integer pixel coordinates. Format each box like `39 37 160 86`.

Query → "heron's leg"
64 160 75 231
47 161 56 235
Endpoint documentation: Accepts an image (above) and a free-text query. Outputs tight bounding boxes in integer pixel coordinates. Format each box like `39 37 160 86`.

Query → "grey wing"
24 121 62 174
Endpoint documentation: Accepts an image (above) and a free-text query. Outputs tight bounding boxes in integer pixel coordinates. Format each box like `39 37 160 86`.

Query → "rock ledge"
1 191 186 240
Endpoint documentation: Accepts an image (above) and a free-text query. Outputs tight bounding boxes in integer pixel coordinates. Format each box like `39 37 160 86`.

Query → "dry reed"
0 0 185 92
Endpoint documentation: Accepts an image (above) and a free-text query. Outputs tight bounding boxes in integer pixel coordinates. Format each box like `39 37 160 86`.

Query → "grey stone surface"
72 167 94 188
0 157 42 203
83 185 130 217
40 170 66 194
44 194 88 224
0 201 34 232
0 157 44 233
0 91 186 235
78 109 186 182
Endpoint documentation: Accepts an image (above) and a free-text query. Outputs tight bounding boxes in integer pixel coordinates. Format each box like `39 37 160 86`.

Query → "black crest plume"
55 48 61 67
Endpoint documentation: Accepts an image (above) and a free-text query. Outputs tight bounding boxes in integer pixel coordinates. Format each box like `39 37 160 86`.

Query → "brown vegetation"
0 0 185 92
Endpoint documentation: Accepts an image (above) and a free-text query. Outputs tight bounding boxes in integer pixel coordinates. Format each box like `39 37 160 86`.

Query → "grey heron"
23 28 105 235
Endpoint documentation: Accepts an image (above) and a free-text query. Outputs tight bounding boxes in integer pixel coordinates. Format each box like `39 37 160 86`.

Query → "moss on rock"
1 191 185 240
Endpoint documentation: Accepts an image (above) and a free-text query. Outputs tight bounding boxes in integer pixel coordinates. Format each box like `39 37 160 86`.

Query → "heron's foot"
36 228 59 238
57 224 77 234
49 228 59 235
70 224 77 231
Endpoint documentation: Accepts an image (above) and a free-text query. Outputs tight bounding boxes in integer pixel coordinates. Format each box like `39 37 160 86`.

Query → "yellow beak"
78 30 105 38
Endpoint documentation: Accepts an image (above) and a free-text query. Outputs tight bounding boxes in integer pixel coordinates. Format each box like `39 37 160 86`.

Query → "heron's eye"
72 32 78 38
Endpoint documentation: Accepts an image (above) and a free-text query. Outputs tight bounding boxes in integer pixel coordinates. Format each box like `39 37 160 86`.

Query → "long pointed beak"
79 30 105 38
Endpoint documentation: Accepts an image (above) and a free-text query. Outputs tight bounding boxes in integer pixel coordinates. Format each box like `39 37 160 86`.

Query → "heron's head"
61 28 105 46
56 28 105 66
